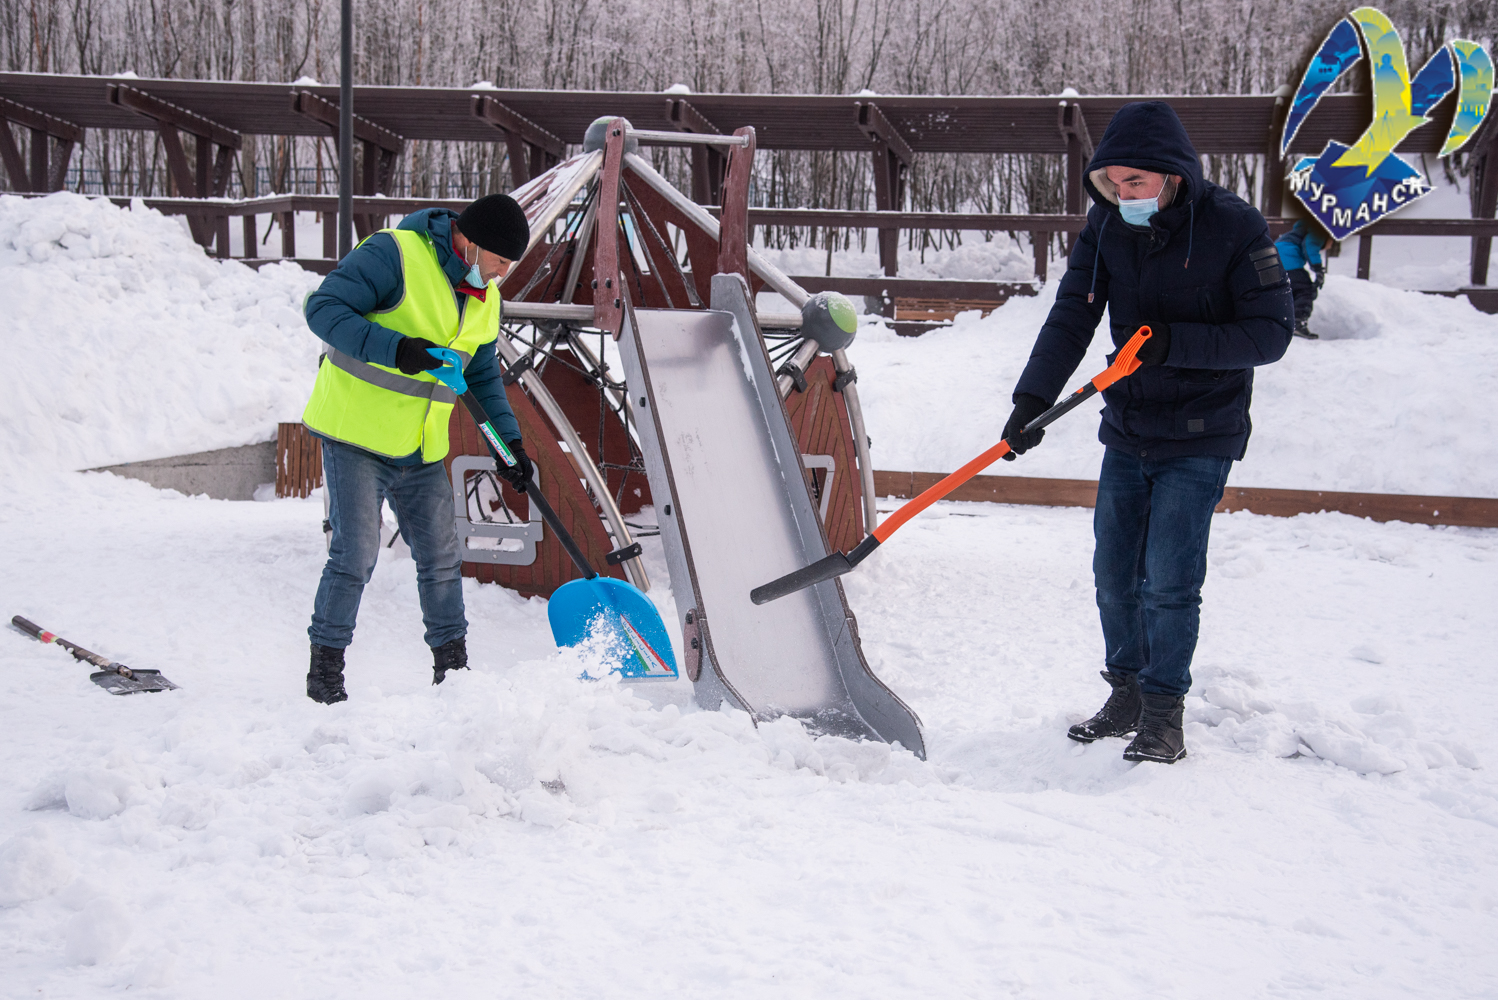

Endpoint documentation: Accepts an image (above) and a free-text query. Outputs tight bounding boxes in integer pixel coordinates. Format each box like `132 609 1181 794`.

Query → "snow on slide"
0 193 1495 996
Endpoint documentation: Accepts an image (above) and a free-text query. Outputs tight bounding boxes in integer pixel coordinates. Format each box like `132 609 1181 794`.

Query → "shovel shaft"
749 327 1154 605
872 326 1153 545
522 479 600 581
11 615 135 678
452 391 600 581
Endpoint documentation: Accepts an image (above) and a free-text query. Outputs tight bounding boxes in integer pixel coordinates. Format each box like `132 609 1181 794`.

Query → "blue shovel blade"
547 577 679 681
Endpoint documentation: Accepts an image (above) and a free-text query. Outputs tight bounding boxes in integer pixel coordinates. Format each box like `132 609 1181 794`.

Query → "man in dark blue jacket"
1002 101 1293 762
301 198 530 702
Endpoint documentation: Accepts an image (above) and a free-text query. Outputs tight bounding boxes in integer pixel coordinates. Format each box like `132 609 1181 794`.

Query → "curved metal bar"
502 299 803 329
628 128 752 147
832 347 879 537
512 150 603 263
774 339 818 399
560 191 600 304
492 332 650 592
622 153 810 309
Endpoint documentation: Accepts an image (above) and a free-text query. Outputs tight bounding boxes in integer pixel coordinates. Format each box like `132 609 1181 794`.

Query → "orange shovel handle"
870 326 1153 545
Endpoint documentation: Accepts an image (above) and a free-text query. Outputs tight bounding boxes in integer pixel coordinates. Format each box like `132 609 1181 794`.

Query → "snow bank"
1 471 1495 995
0 193 322 471
4 192 1493 500
851 275 1498 497
757 231 1035 282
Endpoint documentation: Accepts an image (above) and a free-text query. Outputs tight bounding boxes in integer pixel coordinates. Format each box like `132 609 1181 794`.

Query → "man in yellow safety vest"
300 194 532 703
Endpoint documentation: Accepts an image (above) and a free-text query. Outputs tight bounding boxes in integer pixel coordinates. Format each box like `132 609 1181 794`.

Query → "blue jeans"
309 439 466 649
1093 448 1232 697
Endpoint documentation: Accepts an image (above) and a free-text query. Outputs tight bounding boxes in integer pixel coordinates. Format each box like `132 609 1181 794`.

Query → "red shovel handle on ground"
750 326 1154 605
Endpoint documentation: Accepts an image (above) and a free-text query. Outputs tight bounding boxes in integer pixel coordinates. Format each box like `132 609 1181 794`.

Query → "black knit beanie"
456 194 530 259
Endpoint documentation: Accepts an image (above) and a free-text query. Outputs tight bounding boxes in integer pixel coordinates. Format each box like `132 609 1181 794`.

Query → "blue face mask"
463 246 486 288
1119 192 1161 226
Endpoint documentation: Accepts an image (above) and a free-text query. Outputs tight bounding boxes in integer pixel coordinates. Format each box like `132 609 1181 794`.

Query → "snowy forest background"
1 0 1494 250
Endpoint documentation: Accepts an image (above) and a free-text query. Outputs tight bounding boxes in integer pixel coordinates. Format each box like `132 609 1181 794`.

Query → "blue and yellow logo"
1282 7 1493 240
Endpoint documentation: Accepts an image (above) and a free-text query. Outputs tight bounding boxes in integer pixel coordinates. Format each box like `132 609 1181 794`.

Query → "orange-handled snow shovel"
750 326 1155 605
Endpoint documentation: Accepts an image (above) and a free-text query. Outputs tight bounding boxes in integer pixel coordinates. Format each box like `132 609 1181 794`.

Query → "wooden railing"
873 471 1498 528
22 192 1498 316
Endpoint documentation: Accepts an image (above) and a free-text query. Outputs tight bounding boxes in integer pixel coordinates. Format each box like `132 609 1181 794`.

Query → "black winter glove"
1134 323 1172 366
1001 393 1051 461
496 441 533 492
394 336 444 375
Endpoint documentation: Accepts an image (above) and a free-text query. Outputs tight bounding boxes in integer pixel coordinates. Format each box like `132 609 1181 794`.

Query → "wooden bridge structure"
2 71 1496 318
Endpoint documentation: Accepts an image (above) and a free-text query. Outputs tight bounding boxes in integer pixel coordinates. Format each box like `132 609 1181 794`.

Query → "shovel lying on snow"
10 615 180 694
751 326 1156 605
426 347 677 681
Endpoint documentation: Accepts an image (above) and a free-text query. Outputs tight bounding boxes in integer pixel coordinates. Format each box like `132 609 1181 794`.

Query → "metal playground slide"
617 274 925 758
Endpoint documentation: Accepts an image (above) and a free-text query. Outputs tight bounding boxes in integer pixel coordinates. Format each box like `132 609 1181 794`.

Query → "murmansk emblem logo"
1281 7 1493 240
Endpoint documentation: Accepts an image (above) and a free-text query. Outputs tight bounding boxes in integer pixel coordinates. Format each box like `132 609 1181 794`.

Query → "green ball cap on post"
799 291 858 352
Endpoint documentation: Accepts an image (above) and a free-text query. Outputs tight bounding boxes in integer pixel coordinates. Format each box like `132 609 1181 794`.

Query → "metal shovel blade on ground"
751 326 1156 605
10 615 180 694
427 347 677 681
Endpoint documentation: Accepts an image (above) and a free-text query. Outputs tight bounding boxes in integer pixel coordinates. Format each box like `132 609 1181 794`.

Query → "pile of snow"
758 231 1036 282
7 190 1493 499
0 470 1494 994
1329 177 1475 290
0 185 1496 995
0 192 321 471
850 274 1498 497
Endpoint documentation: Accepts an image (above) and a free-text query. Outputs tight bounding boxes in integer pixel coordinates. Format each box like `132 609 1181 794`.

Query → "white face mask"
463 245 486 288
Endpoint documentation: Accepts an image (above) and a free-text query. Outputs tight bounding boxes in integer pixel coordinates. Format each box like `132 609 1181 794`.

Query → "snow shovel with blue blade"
426 347 677 681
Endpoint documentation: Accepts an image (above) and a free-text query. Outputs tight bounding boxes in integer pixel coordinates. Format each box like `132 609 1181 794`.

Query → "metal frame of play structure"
424 117 922 753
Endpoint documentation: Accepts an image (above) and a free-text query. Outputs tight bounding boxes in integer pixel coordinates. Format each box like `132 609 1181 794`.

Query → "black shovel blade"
751 550 855 605
91 669 178 696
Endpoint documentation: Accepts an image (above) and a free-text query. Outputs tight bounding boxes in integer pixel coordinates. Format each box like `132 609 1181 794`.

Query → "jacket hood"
397 207 467 286
1084 101 1206 211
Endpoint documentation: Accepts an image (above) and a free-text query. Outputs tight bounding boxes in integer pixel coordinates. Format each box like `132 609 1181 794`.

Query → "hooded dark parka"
1013 101 1294 460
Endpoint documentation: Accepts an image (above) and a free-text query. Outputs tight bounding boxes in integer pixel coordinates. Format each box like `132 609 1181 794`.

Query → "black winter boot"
307 643 348 704
1293 318 1319 340
432 638 468 685
1067 670 1142 743
1123 693 1188 763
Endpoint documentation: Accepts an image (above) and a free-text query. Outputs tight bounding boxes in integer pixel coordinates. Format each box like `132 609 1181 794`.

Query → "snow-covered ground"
2 192 1497 997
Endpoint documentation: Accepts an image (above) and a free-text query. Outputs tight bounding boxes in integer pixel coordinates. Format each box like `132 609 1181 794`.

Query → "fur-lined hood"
1084 101 1206 213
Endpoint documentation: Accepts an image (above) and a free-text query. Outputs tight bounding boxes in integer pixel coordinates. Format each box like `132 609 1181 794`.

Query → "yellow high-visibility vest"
302 228 501 463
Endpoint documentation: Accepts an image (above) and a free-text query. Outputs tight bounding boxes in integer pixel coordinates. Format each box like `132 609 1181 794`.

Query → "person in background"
299 194 533 703
1001 102 1294 763
1274 219 1328 339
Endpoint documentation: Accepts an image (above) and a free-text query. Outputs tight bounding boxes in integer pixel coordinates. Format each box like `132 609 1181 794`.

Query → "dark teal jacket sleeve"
303 233 406 369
